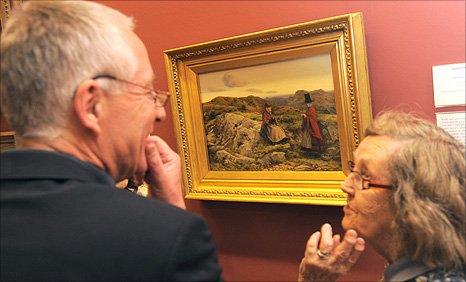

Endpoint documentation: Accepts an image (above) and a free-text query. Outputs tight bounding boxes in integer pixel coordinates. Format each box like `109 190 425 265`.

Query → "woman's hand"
298 223 365 282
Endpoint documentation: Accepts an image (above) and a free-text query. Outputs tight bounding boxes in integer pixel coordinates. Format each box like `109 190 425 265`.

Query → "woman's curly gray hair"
366 111 465 269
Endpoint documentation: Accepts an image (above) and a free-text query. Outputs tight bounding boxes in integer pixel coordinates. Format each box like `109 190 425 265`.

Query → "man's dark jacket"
0 150 222 281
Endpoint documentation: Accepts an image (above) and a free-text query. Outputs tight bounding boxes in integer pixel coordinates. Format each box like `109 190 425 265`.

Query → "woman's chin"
341 215 352 230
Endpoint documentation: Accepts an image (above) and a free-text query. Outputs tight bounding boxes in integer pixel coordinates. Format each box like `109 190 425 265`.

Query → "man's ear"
73 80 104 135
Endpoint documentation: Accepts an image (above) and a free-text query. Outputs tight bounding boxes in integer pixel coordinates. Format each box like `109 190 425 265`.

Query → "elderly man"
0 1 221 281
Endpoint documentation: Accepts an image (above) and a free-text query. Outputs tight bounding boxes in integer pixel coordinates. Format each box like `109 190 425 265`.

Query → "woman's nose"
341 178 355 196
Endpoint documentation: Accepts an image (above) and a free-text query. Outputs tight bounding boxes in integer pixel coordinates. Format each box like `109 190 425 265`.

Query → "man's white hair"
1 1 137 138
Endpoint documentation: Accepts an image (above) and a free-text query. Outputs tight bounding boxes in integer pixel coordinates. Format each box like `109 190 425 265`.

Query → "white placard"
432 63 465 107
436 111 466 145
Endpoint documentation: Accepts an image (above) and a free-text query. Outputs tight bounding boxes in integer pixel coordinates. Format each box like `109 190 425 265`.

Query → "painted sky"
199 53 334 103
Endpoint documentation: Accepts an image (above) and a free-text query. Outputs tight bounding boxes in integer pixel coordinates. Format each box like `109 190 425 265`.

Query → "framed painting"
0 131 16 152
164 13 372 205
1 0 23 31
1 1 22 148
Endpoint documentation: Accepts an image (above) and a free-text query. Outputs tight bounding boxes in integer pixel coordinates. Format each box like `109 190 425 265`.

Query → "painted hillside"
202 89 341 171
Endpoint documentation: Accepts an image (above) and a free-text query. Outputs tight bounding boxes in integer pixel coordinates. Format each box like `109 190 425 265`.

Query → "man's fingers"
148 135 175 156
145 141 161 168
147 135 180 170
144 141 166 187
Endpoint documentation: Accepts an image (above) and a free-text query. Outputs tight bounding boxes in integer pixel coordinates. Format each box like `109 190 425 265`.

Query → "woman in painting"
301 93 324 154
260 103 287 144
298 111 465 282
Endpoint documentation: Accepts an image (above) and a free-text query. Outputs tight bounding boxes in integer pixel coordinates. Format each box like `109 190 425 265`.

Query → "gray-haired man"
0 1 221 281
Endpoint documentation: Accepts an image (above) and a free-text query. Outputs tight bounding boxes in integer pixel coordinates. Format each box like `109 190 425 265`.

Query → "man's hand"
298 223 365 282
140 135 185 209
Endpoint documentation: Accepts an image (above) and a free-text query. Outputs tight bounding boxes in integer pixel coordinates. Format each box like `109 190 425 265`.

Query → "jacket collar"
1 149 115 187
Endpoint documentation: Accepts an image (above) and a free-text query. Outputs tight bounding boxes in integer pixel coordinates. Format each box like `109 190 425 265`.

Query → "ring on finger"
316 249 331 259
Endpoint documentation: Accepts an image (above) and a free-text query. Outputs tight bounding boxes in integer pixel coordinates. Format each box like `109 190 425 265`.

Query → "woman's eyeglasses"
346 161 394 190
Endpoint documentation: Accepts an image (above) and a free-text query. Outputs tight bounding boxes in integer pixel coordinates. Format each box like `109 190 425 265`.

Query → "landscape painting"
164 13 372 205
199 54 341 172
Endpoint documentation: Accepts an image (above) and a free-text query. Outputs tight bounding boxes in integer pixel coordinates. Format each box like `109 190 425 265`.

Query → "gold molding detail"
1 0 12 29
0 131 16 152
1 0 22 31
171 22 347 60
191 188 346 199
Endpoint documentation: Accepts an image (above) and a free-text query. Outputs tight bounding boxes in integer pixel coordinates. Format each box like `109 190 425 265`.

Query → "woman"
299 111 465 281
260 103 287 144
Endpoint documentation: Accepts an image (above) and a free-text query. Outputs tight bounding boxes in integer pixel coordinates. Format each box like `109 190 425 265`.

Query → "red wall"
4 1 465 281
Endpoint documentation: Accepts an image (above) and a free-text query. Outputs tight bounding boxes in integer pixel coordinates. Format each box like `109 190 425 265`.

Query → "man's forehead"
147 73 156 85
127 30 154 84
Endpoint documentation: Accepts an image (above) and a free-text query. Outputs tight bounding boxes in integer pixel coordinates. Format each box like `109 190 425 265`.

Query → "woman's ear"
73 79 104 135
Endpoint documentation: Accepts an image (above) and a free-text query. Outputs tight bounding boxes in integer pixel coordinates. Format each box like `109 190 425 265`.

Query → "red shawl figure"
301 93 324 153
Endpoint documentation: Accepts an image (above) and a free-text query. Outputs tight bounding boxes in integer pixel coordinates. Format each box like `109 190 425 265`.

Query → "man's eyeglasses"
93 74 170 107
346 161 394 190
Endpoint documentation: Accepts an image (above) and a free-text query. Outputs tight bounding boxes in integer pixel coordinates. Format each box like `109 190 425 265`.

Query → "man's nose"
154 107 166 122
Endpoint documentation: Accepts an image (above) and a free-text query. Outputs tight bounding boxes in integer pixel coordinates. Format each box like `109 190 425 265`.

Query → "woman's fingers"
347 237 365 264
318 223 334 254
304 231 321 257
333 229 364 265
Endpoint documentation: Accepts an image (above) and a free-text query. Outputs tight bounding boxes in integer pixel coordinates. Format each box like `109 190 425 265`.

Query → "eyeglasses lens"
154 91 169 107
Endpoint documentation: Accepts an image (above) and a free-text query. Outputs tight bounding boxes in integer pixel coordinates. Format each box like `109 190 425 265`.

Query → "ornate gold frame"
1 0 22 152
1 0 22 31
0 131 16 152
164 13 372 205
